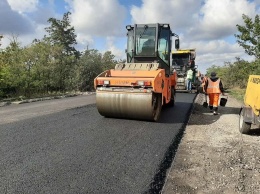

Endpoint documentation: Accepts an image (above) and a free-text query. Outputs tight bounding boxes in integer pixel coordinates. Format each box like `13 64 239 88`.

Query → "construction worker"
204 72 225 115
186 68 193 93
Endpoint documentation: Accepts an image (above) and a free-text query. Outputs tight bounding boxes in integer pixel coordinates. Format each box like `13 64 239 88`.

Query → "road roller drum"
96 90 162 121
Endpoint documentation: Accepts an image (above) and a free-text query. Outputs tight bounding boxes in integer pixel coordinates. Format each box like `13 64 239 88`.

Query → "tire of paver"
239 111 251 134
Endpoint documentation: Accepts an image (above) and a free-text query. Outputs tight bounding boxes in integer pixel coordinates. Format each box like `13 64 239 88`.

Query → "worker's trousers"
186 79 192 91
208 93 220 111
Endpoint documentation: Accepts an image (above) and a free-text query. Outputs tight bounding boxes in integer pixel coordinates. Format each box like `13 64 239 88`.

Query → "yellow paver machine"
239 75 260 134
172 49 201 92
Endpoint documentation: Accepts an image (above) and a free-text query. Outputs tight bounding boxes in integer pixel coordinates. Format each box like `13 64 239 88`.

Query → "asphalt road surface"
0 93 196 194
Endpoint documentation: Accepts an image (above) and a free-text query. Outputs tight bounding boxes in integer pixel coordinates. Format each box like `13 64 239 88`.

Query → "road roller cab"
94 23 179 121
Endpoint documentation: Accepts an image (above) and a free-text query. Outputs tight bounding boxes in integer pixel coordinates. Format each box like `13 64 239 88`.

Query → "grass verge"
226 88 245 102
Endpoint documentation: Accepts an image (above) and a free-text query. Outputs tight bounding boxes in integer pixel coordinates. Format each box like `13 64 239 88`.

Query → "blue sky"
1 0 260 73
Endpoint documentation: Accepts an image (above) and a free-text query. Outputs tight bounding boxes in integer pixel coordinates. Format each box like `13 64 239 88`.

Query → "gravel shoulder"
162 93 260 194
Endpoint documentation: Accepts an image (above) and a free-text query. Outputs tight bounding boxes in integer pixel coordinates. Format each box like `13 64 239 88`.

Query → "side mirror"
175 39 180 50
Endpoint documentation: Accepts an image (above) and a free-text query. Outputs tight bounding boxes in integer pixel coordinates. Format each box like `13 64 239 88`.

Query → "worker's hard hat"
211 72 216 77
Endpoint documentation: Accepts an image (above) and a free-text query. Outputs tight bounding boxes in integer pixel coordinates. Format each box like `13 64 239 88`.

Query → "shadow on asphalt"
199 106 241 114
159 102 194 124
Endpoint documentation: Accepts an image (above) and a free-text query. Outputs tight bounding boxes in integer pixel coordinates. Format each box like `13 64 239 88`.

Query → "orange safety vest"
206 78 221 94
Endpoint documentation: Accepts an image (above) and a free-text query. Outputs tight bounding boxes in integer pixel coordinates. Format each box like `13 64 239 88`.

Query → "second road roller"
94 23 179 121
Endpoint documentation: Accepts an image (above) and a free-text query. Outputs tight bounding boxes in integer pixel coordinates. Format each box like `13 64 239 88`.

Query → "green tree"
224 58 251 88
44 12 80 91
22 40 63 96
45 12 79 57
102 51 117 70
0 37 66 98
77 49 103 91
235 14 260 58
206 58 259 90
77 49 117 91
0 38 27 97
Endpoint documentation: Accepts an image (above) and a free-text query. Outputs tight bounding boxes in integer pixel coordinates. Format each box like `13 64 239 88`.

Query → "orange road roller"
94 23 179 121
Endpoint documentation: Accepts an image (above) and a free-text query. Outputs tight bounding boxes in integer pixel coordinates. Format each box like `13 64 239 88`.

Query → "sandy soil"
162 93 260 194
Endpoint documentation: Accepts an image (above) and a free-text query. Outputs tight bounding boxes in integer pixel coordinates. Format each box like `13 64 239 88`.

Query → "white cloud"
189 40 248 73
0 0 55 47
66 0 127 36
75 34 94 51
131 0 203 31
130 0 259 73
130 0 256 40
104 37 125 60
0 0 34 35
7 0 39 13
191 0 257 40
63 0 128 58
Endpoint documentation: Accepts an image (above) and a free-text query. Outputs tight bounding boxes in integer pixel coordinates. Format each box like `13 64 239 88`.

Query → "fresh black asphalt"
0 93 196 194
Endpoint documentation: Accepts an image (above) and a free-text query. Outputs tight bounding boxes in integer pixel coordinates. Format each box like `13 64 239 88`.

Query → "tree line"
206 58 260 89
1 13 260 100
0 12 118 99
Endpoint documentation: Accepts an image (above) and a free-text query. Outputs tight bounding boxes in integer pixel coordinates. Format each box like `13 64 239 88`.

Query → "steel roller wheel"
96 91 162 121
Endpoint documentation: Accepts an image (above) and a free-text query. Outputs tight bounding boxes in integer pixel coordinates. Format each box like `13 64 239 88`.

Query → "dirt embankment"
162 93 260 194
